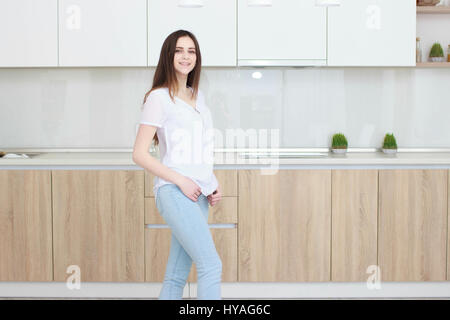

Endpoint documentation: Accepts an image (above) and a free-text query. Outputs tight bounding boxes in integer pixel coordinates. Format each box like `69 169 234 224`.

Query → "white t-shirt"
139 86 218 201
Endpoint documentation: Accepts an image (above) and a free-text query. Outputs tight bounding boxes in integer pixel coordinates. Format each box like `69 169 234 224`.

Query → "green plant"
382 133 397 149
331 133 348 149
429 42 444 58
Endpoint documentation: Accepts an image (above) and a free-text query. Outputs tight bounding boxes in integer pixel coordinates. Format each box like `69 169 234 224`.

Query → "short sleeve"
140 91 167 128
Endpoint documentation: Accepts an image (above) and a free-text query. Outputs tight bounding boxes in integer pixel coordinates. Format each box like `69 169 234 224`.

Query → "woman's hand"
177 176 202 202
207 185 222 207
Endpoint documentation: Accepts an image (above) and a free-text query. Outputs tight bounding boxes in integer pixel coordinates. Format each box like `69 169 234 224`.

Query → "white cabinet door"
328 0 416 66
0 0 57 67
59 0 147 66
148 0 236 67
238 0 327 66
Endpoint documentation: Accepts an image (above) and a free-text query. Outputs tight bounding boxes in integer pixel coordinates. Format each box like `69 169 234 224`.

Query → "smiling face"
173 36 197 77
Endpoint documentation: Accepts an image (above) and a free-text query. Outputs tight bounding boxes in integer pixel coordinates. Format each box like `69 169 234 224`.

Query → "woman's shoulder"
145 87 171 106
148 86 169 97
142 88 170 112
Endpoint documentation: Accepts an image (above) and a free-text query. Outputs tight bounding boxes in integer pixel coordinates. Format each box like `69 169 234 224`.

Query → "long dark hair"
142 30 202 146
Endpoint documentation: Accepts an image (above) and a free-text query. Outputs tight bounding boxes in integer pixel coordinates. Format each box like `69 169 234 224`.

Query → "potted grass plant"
429 42 445 62
381 133 398 154
331 133 348 154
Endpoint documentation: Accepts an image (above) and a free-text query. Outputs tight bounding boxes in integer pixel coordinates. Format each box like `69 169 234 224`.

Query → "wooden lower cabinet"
238 169 331 282
0 170 53 281
52 170 145 282
2 167 449 284
378 169 448 281
238 168 448 282
188 228 237 282
331 170 378 281
145 169 238 283
145 228 171 282
145 228 237 282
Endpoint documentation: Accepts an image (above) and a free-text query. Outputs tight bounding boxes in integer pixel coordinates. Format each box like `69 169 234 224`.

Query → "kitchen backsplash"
0 66 450 149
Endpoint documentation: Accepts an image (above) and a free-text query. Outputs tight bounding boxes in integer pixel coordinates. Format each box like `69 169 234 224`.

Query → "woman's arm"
132 124 185 186
132 124 202 202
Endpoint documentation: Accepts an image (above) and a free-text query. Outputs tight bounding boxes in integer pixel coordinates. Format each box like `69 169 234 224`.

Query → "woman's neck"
175 73 188 95
175 84 191 96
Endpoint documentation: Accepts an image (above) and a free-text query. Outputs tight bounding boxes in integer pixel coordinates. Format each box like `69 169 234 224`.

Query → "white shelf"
416 62 450 67
417 6 450 14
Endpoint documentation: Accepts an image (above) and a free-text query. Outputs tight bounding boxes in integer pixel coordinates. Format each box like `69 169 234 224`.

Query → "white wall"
1 67 450 149
1 2 450 150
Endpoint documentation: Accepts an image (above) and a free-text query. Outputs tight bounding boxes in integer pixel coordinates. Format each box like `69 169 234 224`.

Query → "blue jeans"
155 183 222 300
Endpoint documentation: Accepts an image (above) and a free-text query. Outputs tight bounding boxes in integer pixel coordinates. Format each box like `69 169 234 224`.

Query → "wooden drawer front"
144 169 238 197
378 169 448 281
238 169 331 282
145 196 237 224
331 170 378 282
0 170 53 281
213 170 238 196
145 228 237 282
144 171 156 197
52 170 145 282
144 197 161 224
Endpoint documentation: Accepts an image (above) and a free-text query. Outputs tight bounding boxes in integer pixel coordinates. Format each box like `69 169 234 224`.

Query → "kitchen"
1 0 450 301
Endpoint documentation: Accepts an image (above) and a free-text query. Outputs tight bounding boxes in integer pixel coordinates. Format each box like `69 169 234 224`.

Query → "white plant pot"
430 57 445 62
331 148 347 154
382 148 397 154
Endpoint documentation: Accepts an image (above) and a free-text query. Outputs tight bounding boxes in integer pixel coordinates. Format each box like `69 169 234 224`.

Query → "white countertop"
1 151 450 167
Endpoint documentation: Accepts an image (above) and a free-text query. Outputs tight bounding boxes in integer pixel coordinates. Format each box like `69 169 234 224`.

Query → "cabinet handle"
247 0 273 7
315 0 341 6
178 0 204 8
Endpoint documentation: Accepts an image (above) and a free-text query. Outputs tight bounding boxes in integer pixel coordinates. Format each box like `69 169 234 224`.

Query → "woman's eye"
175 50 195 54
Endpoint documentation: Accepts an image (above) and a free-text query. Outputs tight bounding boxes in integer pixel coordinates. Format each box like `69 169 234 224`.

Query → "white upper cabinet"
238 0 327 66
59 0 147 67
328 0 416 66
148 0 236 67
0 0 58 67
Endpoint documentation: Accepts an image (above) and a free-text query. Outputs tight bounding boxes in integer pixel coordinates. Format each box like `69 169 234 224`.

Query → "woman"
132 30 222 300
